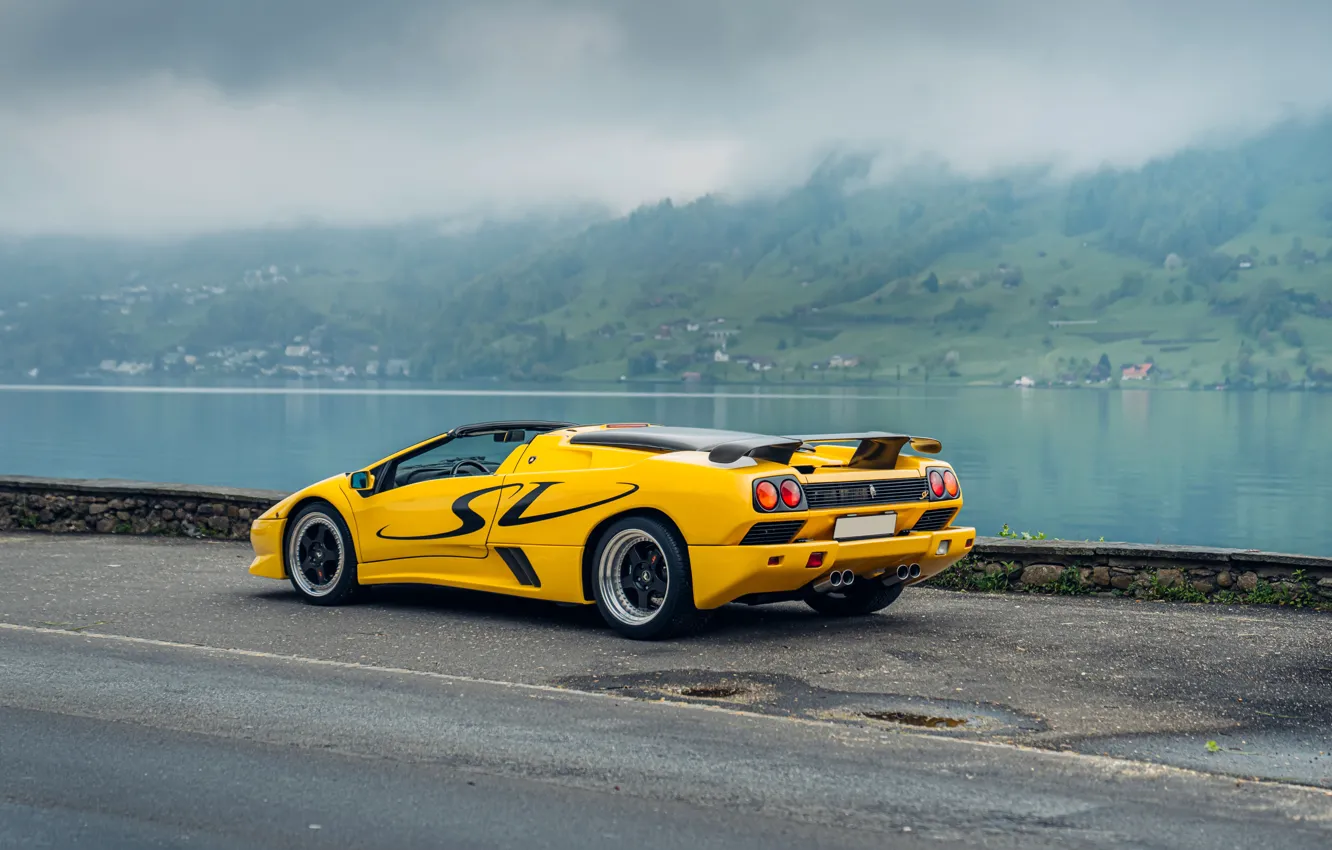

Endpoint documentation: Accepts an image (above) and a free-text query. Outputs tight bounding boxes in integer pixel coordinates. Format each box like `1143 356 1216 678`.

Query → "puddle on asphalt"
677 685 749 699
862 710 968 729
554 669 1045 738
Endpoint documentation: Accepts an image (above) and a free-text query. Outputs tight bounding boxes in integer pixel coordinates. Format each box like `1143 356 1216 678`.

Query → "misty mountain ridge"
2 116 1331 389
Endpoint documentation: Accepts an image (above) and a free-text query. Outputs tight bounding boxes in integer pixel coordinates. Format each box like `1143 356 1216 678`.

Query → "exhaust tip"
841 570 855 586
829 571 842 588
909 563 921 578
896 564 910 580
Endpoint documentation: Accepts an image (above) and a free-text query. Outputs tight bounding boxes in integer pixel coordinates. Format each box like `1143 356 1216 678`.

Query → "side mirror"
349 471 375 490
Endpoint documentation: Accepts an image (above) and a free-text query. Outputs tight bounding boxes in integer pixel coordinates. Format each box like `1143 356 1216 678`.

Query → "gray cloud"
1 0 1330 236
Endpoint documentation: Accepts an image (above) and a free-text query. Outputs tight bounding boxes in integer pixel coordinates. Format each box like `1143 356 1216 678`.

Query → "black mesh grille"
740 520 806 546
912 508 956 531
803 477 927 510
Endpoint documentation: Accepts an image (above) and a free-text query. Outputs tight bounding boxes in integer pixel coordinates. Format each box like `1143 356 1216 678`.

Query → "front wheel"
285 501 363 606
592 517 701 640
803 577 904 617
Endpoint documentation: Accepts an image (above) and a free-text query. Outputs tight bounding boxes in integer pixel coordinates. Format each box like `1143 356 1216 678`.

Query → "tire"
803 577 904 617
591 516 701 640
284 501 363 606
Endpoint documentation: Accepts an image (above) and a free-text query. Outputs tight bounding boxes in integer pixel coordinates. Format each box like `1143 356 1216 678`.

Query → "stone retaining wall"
2 476 1329 608
0 476 286 541
942 537 1332 608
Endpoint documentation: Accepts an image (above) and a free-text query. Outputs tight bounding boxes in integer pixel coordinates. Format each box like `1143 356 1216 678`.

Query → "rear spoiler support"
706 431 941 469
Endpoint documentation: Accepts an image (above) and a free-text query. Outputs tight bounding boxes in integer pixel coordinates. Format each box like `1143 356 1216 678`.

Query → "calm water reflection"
1 384 1328 555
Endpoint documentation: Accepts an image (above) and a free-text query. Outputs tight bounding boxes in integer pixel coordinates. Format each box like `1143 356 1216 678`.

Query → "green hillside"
3 119 1331 388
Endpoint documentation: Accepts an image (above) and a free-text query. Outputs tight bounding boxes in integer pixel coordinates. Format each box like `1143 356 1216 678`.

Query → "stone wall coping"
973 536 1332 570
0 475 287 504
3 477 1330 573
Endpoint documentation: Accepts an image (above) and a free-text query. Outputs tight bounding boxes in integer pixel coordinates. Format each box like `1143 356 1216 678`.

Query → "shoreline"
3 475 1329 612
1 376 1328 395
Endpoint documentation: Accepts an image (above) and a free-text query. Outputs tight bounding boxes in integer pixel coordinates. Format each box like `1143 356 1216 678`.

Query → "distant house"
385 359 411 378
1121 363 1153 381
750 357 775 372
1014 376 1036 388
685 322 700 332
284 344 311 358
1237 254 1255 270
828 355 859 369
713 349 730 363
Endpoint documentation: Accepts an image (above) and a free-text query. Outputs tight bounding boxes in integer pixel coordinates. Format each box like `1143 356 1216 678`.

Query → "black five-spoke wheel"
285 501 362 605
592 516 701 640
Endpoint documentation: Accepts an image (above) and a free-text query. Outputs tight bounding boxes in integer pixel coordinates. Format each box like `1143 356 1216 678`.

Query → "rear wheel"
285 501 362 606
803 577 904 617
592 517 700 640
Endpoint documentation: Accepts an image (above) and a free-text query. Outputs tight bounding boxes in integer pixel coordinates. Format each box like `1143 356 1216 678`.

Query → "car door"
354 433 525 565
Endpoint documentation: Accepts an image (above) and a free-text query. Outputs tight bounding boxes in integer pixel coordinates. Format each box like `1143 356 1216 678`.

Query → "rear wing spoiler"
707 431 941 468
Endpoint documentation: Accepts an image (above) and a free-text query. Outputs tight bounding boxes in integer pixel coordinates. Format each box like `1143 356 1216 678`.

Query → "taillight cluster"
753 476 805 512
926 467 960 500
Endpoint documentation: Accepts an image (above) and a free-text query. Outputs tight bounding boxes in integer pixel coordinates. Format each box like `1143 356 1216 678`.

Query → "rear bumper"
689 526 976 609
247 518 286 579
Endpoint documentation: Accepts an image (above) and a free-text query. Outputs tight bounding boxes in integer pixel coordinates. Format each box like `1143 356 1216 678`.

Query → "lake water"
1 383 1329 556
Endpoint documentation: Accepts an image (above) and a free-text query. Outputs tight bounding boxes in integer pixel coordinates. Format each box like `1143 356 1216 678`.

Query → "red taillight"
943 469 959 498
779 479 802 508
806 552 825 568
929 469 946 498
755 480 779 510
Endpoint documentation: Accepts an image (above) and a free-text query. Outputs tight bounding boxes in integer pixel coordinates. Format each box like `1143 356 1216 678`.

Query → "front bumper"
247 518 286 579
689 526 975 609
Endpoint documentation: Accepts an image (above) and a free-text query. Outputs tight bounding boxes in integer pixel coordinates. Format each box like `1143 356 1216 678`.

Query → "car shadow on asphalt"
244 582 923 643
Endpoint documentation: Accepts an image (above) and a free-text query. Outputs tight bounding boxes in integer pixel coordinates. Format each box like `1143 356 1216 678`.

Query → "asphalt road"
1 533 1330 848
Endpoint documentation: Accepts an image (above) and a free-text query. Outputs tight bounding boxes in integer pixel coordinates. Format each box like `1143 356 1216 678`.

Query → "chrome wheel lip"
598 529 668 626
288 513 345 597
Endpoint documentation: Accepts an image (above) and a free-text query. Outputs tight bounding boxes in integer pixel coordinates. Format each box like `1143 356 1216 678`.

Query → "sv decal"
497 482 639 526
373 481 639 540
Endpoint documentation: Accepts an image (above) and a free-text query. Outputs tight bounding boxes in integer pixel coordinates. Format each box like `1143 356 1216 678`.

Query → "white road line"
2 621 1328 798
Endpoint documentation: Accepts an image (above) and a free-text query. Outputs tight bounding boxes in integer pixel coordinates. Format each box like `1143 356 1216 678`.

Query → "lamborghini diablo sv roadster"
248 421 975 639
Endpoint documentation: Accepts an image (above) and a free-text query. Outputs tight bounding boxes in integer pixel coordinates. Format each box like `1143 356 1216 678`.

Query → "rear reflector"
768 555 782 566
936 540 951 555
806 552 825 568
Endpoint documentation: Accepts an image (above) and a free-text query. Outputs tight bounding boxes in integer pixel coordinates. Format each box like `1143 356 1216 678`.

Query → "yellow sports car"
248 421 974 639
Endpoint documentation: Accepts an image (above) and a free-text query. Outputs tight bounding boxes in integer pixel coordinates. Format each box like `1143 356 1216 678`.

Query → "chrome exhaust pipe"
812 572 840 593
909 563 921 578
882 564 909 587
840 570 855 587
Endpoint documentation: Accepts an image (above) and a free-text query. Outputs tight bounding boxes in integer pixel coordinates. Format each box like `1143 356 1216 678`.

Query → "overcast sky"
2 0 1330 237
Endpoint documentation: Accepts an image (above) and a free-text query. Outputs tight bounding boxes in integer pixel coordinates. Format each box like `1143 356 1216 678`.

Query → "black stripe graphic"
496 482 639 527
374 483 521 540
